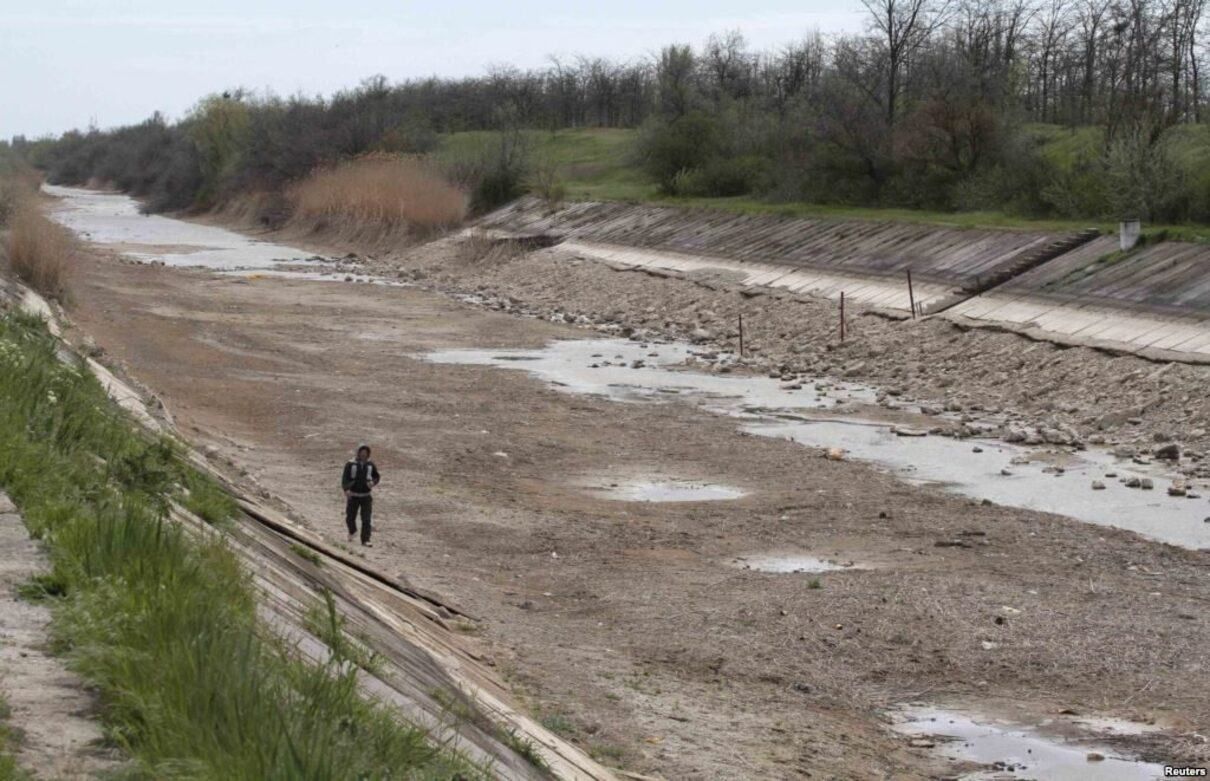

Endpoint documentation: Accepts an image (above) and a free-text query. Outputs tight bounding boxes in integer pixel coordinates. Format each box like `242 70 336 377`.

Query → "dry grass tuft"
0 172 40 228
288 155 467 237
4 204 74 301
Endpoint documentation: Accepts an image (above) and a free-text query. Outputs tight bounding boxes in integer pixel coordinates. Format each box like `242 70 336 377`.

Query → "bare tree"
859 0 955 124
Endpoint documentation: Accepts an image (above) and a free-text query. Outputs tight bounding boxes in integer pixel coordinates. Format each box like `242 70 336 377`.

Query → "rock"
972 446 984 453
1168 479 1188 497
1155 442 1181 461
1086 752 1105 762
1091 481 1106 490
691 328 712 343
1041 427 1072 445
1140 478 1155 490
894 427 928 437
1125 477 1142 488
1004 427 1028 443
908 738 935 749
825 448 846 461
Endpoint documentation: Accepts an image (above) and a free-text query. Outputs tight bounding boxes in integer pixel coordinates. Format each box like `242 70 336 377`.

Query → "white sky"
0 1 865 139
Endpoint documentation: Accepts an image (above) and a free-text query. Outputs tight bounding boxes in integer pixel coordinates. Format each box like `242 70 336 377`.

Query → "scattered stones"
1155 442 1181 461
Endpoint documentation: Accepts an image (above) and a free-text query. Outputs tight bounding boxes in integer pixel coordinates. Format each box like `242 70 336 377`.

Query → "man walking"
342 444 380 547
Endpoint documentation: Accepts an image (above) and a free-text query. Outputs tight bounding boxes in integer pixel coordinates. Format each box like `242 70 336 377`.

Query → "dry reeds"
287 155 468 238
4 203 74 301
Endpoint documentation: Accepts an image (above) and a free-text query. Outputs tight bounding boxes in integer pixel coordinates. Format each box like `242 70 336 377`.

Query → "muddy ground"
57 231 1210 780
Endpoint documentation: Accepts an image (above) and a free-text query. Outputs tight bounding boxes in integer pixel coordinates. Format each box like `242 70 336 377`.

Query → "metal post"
738 313 745 358
906 269 916 320
839 292 846 341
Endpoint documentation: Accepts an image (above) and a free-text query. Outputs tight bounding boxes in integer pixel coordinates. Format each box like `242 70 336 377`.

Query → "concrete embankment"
480 198 1210 362
947 235 1210 361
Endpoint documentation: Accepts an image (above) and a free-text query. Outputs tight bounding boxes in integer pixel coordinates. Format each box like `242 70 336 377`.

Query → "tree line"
22 0 1210 222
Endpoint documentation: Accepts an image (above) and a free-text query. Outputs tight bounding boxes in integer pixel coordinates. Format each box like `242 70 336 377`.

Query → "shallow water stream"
425 338 1210 549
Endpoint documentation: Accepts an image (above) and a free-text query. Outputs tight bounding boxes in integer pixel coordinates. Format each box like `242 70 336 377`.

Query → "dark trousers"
345 495 372 542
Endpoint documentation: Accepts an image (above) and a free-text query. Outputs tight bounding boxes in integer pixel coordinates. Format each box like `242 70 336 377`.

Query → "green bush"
440 128 532 214
637 112 724 193
667 155 770 198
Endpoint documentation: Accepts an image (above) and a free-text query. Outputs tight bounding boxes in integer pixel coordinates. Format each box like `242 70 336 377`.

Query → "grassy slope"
440 125 1210 240
0 311 478 780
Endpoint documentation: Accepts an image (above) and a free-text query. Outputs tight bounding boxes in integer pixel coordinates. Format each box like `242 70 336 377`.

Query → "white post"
1120 219 1141 251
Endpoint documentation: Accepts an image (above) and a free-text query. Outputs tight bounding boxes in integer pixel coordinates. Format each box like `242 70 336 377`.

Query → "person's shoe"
361 540 373 548
347 533 355 544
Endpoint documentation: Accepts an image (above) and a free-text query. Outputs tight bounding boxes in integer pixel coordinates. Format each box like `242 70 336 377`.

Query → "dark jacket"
342 460 380 496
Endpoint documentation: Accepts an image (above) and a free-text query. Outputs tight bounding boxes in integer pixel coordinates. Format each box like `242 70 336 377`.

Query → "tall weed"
3 205 73 302
288 155 467 234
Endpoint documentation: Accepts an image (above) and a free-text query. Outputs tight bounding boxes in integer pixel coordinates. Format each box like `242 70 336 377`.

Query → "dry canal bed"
44 186 1210 779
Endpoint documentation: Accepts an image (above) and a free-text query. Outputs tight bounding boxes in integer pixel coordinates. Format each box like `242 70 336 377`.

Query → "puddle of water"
730 554 856 573
894 708 1165 780
424 338 1210 550
587 480 745 502
46 185 321 270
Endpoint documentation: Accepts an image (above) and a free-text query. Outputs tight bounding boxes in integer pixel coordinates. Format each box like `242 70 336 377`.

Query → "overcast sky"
0 0 864 140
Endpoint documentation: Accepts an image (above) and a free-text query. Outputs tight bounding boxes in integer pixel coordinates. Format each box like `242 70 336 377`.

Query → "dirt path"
0 492 122 779
61 242 1210 779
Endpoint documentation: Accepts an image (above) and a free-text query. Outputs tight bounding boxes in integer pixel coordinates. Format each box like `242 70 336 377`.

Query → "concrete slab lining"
480 198 1210 362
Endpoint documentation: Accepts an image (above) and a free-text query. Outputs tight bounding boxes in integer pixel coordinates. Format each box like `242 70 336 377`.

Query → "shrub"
0 179 21 228
440 128 532 214
636 112 723 193
288 154 468 233
667 155 770 197
4 204 73 301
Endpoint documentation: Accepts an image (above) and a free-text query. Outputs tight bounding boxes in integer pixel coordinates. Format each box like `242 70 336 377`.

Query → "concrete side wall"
482 199 1210 361
481 198 1070 289
944 237 1210 360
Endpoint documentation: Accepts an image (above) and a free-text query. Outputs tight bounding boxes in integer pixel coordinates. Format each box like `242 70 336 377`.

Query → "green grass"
0 310 479 780
182 470 238 525
437 125 1210 240
304 590 381 675
441 127 1114 232
439 128 651 202
290 542 323 567
0 694 29 781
